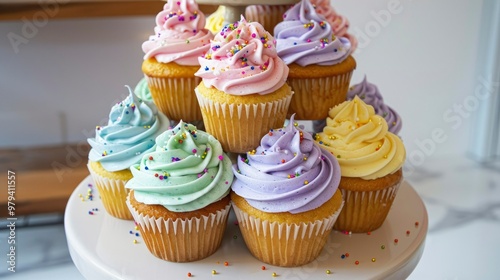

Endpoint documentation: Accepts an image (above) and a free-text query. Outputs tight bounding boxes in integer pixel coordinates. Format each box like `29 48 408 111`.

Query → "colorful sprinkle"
355 260 359 265
326 269 331 274
261 266 266 270
224 261 229 266
371 258 376 262
212 270 217 275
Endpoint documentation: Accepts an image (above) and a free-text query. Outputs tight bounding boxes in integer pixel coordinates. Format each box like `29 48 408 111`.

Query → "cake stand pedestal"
196 0 298 24
65 176 427 280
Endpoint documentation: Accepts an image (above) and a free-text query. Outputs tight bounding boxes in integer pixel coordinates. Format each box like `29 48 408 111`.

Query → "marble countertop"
2 154 499 279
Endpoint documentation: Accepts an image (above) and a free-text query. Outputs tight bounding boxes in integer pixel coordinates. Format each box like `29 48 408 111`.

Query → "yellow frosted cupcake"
87 87 170 220
125 121 234 262
316 96 406 233
142 0 213 122
231 116 343 267
275 0 356 120
195 16 292 154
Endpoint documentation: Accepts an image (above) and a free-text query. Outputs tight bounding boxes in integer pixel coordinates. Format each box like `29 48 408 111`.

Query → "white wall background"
0 0 484 162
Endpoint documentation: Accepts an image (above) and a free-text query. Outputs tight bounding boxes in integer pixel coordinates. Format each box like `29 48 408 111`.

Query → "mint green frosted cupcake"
126 121 233 262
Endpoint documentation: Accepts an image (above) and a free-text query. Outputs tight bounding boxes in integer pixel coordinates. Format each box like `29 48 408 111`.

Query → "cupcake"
195 16 293 154
347 76 402 134
125 121 234 262
315 96 406 233
142 0 213 122
231 115 343 267
274 0 356 120
87 87 170 220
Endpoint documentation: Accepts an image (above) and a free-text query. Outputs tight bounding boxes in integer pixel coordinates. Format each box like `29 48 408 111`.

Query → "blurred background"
1 0 499 279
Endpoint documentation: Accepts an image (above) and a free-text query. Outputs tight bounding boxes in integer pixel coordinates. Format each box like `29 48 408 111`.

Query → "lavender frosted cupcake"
231 115 343 267
347 76 402 134
274 0 356 120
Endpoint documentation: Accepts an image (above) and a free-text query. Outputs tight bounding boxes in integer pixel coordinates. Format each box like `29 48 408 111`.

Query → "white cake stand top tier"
196 0 299 24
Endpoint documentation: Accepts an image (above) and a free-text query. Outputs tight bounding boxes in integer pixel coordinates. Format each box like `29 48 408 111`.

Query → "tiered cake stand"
196 0 298 25
65 2 427 279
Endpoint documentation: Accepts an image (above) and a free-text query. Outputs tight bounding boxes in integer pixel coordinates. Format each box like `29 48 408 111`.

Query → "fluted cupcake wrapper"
232 202 344 267
126 196 231 263
245 5 289 35
287 71 353 120
195 88 293 154
333 181 402 233
87 164 133 220
145 75 202 122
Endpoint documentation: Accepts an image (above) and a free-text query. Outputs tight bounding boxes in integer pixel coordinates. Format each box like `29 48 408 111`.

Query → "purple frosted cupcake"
347 76 402 134
230 115 344 267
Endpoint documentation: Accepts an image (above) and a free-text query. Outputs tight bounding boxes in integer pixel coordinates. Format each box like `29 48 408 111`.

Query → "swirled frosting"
316 96 406 180
142 0 213 65
195 16 289 95
347 76 402 134
231 115 341 214
205 5 226 34
274 0 351 66
125 121 233 212
88 87 170 172
134 77 152 102
312 0 358 53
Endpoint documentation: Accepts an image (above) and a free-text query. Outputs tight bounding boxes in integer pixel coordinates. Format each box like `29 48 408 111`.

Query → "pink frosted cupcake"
142 0 213 122
194 16 292 153
312 0 358 53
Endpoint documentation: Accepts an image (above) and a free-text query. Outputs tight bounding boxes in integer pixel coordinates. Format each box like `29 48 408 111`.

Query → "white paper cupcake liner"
87 164 133 220
126 196 231 262
146 75 202 122
287 71 353 120
195 88 293 153
245 5 289 33
232 202 344 267
333 181 401 233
